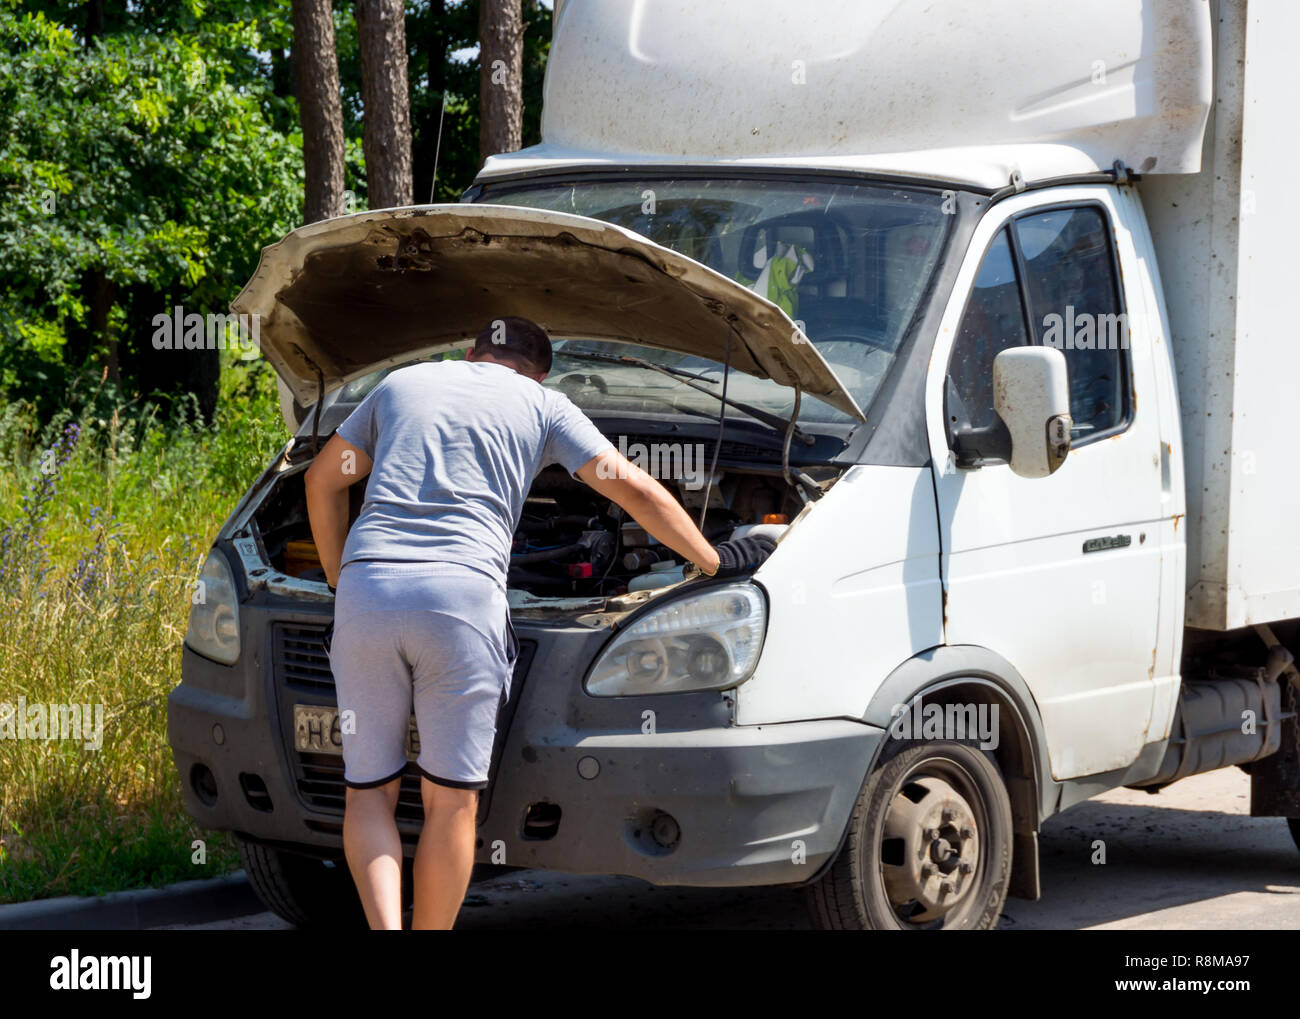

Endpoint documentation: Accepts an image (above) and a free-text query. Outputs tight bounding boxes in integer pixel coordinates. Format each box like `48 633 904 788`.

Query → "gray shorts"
327 559 516 790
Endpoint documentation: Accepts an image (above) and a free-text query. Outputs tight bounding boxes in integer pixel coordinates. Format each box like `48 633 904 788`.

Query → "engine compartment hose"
510 542 585 565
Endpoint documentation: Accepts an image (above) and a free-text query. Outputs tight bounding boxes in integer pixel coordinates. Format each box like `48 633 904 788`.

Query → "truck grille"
271 622 536 824
276 624 334 693
297 752 426 823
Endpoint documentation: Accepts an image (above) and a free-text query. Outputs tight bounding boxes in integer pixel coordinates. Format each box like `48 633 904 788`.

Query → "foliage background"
0 0 550 901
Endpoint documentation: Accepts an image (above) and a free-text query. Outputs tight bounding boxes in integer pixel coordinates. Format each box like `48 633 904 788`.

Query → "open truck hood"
233 204 865 421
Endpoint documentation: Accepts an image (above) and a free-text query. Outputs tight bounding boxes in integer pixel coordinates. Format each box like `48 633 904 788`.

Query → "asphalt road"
161 768 1300 930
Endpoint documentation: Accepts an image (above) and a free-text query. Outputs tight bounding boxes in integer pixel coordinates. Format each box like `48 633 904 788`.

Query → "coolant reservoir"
628 561 687 592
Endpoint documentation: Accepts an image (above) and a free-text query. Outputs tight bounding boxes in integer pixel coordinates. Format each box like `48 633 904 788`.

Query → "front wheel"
806 740 1013 929
237 836 370 929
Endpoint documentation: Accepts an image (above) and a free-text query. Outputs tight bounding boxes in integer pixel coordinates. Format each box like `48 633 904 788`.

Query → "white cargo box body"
496 0 1297 632
1143 0 1300 631
522 0 1211 187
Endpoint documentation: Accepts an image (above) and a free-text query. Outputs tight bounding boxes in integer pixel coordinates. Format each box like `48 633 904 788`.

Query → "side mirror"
993 347 1072 478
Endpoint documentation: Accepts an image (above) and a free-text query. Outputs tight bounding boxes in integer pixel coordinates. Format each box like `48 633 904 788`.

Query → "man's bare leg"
343 779 404 929
412 780 478 929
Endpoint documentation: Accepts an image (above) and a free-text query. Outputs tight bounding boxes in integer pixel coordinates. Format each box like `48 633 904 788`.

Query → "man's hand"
305 433 373 587
707 535 777 578
576 448 721 575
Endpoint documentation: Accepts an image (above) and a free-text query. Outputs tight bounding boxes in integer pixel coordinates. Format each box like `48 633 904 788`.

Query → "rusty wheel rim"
879 761 984 926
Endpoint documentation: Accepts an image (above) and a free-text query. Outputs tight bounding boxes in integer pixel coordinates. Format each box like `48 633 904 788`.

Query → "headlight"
586 583 767 696
185 550 241 665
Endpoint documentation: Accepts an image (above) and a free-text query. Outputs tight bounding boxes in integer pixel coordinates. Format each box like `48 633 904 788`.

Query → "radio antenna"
429 91 447 204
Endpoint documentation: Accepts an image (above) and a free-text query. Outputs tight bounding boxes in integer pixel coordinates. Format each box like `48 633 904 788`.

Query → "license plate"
293 704 420 760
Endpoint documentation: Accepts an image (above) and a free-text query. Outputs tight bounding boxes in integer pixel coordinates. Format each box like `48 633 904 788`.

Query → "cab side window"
1016 207 1128 441
945 229 1028 461
945 204 1131 463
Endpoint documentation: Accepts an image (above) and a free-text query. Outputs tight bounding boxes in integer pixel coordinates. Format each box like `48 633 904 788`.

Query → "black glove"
708 535 777 578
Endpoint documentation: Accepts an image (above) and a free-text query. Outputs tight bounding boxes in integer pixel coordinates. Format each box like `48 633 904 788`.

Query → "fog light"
522 801 562 840
191 763 218 807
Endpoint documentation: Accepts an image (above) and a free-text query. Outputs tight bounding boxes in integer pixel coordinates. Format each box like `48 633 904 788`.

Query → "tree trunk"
418 0 448 202
120 286 219 423
356 0 414 209
87 270 119 385
85 0 104 43
270 47 292 99
427 0 446 99
291 0 346 224
478 0 524 162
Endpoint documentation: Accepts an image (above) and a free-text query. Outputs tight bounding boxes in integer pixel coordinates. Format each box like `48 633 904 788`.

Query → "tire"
1286 818 1300 853
237 836 370 929
805 740 1013 930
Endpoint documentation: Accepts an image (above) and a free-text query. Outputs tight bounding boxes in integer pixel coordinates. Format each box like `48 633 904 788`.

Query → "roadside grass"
0 355 285 903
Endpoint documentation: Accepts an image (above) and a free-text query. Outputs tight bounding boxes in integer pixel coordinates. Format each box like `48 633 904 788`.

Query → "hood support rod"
697 325 734 533
310 365 324 454
289 342 328 455
781 380 821 503
769 350 823 504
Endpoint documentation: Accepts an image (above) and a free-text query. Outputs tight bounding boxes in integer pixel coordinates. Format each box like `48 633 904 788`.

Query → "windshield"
475 175 950 425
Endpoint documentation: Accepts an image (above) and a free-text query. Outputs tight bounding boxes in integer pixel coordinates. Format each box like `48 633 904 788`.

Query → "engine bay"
250 451 813 600
502 463 800 597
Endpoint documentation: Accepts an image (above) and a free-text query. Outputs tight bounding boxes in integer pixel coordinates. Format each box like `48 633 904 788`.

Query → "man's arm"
576 448 722 576
305 432 373 587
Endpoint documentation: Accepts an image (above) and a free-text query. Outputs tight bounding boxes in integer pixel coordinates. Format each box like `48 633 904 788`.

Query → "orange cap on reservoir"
761 514 788 525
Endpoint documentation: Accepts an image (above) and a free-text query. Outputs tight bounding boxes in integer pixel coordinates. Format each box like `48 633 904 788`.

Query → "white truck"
169 0 1300 929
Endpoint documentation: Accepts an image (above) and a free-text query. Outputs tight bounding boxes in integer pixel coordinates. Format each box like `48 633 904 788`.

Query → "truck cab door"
926 186 1166 781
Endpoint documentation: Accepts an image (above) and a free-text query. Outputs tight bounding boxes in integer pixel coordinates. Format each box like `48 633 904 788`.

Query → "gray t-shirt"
334 359 614 581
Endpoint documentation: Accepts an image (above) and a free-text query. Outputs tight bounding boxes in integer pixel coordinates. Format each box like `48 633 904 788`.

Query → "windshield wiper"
557 376 724 425
555 350 815 446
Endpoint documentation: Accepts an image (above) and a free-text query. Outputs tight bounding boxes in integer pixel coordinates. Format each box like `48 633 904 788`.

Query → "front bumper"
484 711 882 886
168 581 884 887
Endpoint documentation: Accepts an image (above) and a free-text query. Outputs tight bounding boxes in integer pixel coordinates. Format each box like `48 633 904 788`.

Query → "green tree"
406 0 550 204
0 0 551 418
0 5 302 417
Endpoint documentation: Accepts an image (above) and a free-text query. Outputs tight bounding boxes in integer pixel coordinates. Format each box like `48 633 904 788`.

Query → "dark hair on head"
473 316 552 375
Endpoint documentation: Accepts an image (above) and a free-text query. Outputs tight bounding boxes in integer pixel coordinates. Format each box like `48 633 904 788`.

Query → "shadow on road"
455 791 1300 930
999 793 1300 929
